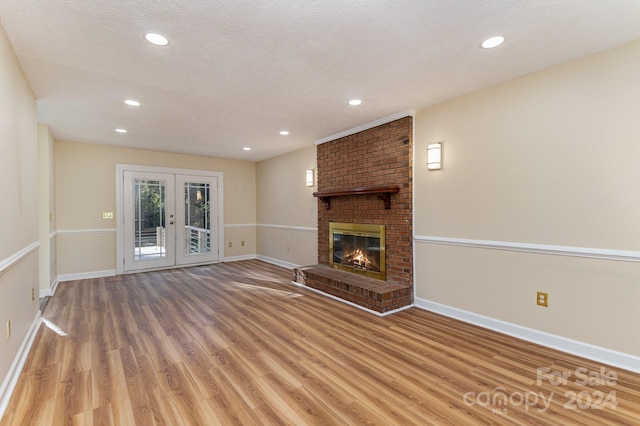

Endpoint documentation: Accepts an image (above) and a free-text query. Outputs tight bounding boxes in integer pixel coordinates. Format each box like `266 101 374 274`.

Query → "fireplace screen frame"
329 222 386 280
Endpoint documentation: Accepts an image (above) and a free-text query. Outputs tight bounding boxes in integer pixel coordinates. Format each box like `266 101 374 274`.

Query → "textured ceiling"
2 1 640 161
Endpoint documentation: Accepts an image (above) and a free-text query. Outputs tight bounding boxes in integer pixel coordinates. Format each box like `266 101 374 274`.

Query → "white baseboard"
224 254 257 263
57 270 116 282
0 312 42 419
39 278 60 299
414 297 640 374
291 280 414 317
226 254 304 270
256 255 300 270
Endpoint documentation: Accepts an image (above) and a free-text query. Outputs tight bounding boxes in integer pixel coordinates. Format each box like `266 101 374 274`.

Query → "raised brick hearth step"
294 264 412 314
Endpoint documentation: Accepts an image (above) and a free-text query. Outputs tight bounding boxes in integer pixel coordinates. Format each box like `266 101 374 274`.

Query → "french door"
119 166 222 273
175 174 219 266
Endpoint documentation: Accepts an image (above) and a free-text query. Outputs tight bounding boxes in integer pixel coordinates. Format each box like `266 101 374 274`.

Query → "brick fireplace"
294 116 413 313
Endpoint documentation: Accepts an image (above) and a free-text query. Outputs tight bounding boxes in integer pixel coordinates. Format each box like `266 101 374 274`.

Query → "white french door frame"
116 164 224 275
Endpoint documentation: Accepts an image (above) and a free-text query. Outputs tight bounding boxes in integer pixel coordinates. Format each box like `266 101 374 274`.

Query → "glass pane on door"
183 182 211 256
133 179 167 260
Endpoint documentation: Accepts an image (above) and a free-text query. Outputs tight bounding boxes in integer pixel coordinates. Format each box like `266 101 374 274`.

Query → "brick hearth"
295 116 414 313
294 265 412 313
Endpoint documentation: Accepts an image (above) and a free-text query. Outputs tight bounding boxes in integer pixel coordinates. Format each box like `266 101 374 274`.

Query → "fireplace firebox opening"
329 222 386 280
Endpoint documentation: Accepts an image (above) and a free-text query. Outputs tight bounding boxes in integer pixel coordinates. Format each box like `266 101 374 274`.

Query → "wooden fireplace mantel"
313 185 400 210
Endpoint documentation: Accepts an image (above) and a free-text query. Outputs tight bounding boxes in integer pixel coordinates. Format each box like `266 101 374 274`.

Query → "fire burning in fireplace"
344 248 375 271
329 222 385 280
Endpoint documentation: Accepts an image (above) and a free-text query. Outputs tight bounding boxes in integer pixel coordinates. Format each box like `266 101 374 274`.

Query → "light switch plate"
101 211 114 220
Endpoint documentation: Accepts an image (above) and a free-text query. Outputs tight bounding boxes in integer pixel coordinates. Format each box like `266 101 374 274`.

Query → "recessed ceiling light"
243 147 252 151
349 99 362 106
124 99 140 107
145 33 169 46
481 36 505 49
280 130 289 136
115 128 128 133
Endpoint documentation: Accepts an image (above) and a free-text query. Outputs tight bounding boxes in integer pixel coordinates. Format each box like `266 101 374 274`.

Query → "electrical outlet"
537 291 548 307
228 242 233 248
6 321 10 340
241 241 245 247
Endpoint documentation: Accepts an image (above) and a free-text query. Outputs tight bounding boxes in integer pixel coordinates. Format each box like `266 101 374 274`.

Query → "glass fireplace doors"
329 222 385 280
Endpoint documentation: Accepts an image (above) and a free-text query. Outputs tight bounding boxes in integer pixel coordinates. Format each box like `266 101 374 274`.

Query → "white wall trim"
415 235 640 262
0 242 40 277
58 270 116 282
49 230 58 239
414 297 640 374
291 280 414 317
52 278 60 296
56 228 116 235
257 224 317 233
224 254 257 263
224 224 317 233
39 277 59 298
0 311 42 419
314 109 416 145
256 255 300 270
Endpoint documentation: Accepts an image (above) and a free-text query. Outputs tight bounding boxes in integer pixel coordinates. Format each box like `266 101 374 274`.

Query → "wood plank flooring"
2 260 639 425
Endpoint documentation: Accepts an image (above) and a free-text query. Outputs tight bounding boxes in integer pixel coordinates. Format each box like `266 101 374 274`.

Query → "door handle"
169 221 174 225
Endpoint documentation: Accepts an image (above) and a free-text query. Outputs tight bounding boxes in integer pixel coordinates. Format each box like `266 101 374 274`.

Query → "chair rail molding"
414 235 640 262
0 242 40 276
56 228 117 235
257 224 317 233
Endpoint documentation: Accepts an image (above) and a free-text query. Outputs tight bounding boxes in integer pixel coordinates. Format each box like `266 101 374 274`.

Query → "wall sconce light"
305 169 315 187
427 142 442 170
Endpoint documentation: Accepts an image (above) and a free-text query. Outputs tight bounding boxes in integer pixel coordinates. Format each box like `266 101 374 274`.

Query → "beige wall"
414 40 640 356
55 141 256 275
256 146 317 267
0 22 40 400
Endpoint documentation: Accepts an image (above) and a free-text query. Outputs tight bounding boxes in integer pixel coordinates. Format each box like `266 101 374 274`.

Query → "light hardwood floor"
2 260 639 425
